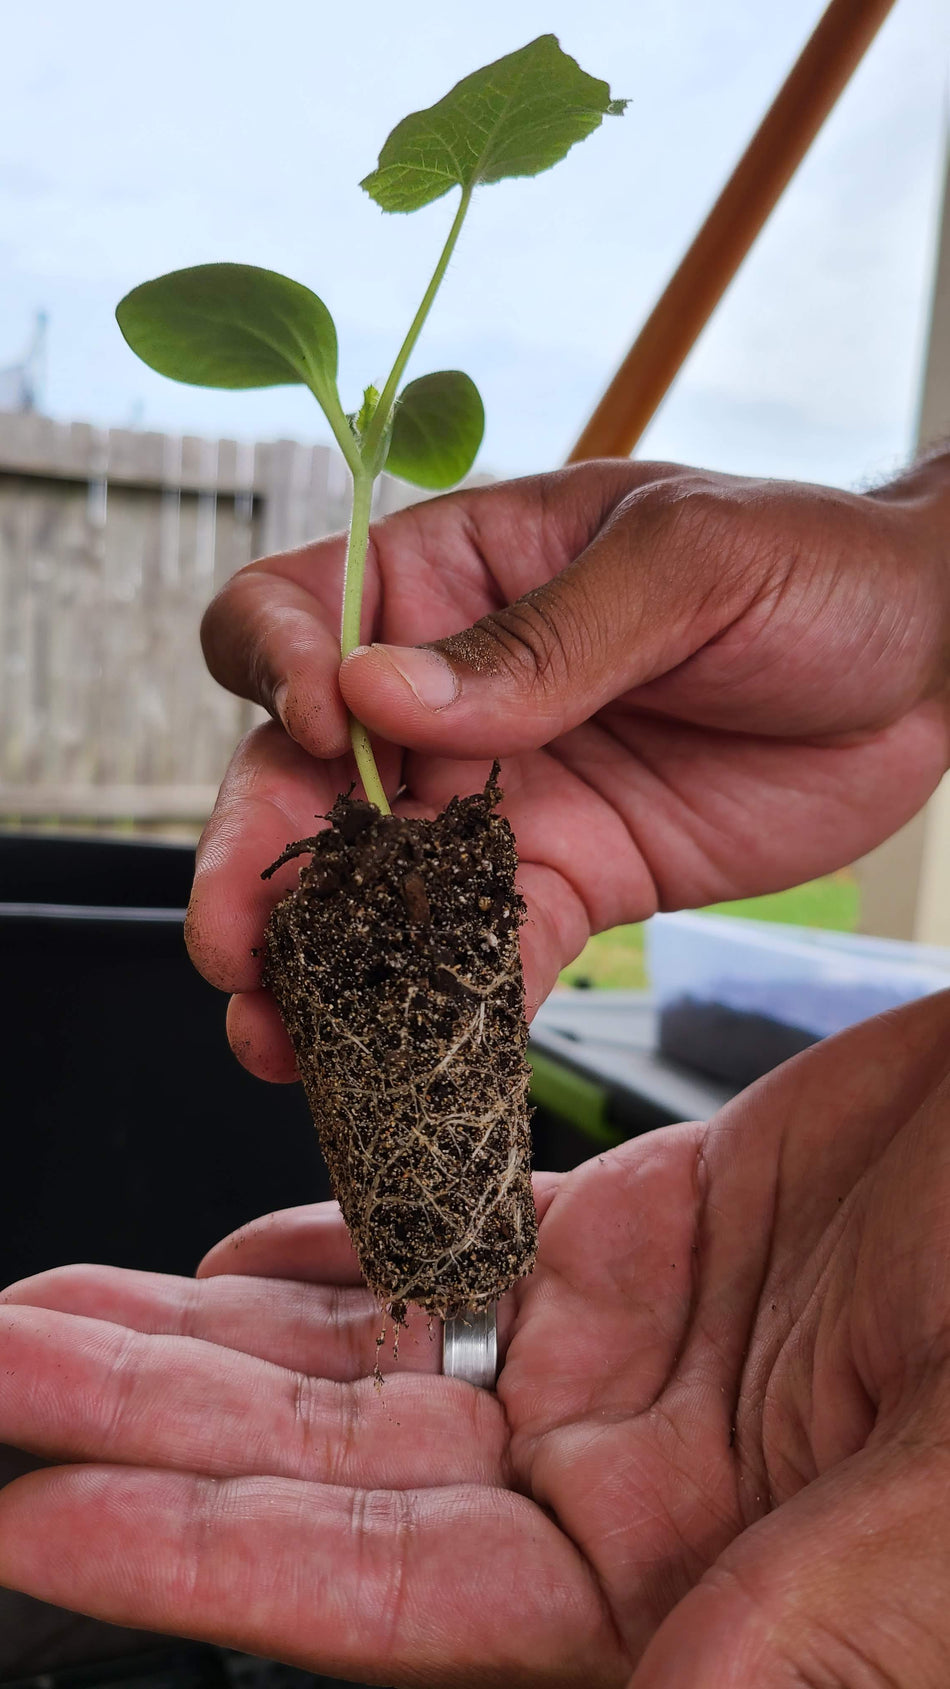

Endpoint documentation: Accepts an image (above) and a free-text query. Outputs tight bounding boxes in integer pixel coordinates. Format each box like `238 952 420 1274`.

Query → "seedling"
117 37 625 1320
117 34 625 814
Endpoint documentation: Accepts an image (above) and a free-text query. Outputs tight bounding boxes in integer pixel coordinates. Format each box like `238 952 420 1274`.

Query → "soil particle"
262 767 537 1321
437 627 502 676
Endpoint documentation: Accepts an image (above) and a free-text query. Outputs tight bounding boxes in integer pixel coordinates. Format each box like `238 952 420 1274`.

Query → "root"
263 771 536 1320
261 837 324 880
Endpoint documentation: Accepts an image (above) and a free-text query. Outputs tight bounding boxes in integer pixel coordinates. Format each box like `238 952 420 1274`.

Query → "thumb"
338 485 750 758
630 1414 950 1687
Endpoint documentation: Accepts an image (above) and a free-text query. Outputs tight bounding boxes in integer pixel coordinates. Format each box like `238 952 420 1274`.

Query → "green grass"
558 870 860 992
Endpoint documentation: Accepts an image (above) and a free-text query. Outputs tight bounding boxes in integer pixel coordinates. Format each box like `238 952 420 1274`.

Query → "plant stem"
336 186 475 817
341 468 390 814
308 381 362 479
363 185 473 462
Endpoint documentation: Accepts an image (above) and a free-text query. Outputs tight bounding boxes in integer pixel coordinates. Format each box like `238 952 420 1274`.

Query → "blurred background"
0 0 944 479
2 0 949 966
1 6 950 1678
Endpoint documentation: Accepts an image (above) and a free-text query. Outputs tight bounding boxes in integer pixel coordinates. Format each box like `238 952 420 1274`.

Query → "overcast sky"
1 0 946 490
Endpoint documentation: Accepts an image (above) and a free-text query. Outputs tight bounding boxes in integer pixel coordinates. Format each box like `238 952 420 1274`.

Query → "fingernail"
273 682 290 732
371 644 460 711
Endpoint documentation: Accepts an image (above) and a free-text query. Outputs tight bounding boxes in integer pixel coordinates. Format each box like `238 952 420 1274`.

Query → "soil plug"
116 37 626 1316
262 769 533 1319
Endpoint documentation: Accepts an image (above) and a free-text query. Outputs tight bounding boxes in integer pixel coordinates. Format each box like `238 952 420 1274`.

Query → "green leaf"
361 35 626 213
354 384 381 435
116 263 339 410
385 370 485 489
347 383 393 476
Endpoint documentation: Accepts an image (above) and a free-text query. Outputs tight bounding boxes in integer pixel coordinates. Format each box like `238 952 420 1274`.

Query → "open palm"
188 460 950 1078
4 992 950 1684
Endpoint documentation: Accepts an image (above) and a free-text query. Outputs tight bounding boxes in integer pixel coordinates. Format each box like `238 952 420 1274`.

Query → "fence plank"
0 409 487 829
0 412 274 496
1 413 281 823
2 784 220 821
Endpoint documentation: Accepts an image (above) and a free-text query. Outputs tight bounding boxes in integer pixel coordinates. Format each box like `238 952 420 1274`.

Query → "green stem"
363 185 473 461
341 470 375 659
334 187 475 816
341 468 390 814
348 714 389 812
309 381 362 478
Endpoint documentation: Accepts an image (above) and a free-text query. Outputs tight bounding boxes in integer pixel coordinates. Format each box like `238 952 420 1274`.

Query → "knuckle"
198 569 241 666
326 1379 363 1484
0 1261 98 1305
331 1285 378 1379
621 468 730 521
199 565 282 711
442 583 579 694
199 570 251 686
615 470 764 608
245 628 279 717
620 470 734 541
347 1487 414 1657
288 1369 319 1468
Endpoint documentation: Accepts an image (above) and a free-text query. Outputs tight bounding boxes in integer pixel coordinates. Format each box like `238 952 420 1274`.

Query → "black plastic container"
0 833 331 1290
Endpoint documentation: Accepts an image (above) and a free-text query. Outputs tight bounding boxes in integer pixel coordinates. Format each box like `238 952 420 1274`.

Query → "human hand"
4 992 950 1684
186 454 950 1080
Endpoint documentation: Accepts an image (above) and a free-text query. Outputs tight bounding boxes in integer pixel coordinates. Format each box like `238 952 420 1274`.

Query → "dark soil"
659 996 819 1089
262 768 537 1321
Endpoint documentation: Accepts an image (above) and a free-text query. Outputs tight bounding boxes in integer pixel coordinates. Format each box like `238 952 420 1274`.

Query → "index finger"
184 722 352 996
0 1467 624 1685
200 538 352 759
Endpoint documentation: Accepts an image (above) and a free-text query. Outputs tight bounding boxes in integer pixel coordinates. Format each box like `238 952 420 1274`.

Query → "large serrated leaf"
386 371 484 489
116 264 339 406
361 35 626 213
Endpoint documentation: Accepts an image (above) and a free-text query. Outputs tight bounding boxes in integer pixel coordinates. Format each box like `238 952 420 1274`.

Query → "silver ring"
442 1304 498 1389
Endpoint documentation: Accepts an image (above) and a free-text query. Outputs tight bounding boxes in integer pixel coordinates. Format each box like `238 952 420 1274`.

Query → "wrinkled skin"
4 996 950 1683
3 456 950 1684
184 458 950 1075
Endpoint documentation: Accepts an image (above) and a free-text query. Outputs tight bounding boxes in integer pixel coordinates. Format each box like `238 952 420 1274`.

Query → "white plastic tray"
647 911 950 1041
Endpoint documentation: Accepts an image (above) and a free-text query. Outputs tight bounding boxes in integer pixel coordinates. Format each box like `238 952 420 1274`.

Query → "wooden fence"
0 409 425 832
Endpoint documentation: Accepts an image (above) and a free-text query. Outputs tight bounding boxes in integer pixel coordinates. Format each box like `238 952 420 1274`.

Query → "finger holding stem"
340 467 391 813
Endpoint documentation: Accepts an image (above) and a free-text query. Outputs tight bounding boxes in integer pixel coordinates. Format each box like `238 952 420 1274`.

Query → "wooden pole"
568 0 898 463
